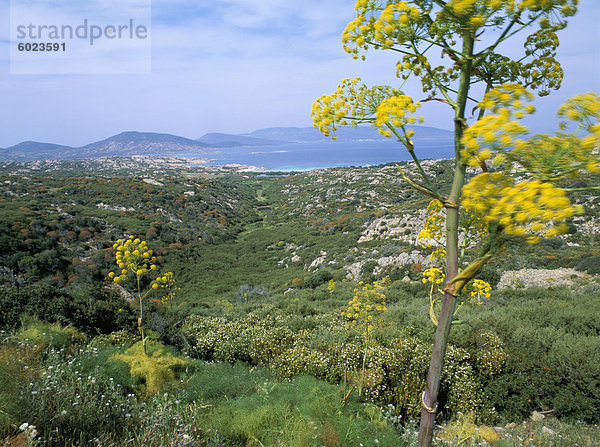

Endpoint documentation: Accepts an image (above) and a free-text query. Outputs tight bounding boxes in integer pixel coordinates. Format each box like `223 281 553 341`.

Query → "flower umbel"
109 236 157 284
342 279 389 338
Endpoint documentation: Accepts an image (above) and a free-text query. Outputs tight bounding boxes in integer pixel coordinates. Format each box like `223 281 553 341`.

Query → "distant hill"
0 141 73 160
242 125 454 143
0 126 454 162
79 132 211 158
197 133 289 147
0 131 213 161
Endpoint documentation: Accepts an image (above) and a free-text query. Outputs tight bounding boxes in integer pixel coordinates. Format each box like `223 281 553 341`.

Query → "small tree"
311 1 598 445
108 236 176 354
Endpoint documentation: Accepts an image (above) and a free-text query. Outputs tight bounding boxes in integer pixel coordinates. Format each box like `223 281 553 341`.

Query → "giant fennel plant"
311 1 599 445
108 236 177 354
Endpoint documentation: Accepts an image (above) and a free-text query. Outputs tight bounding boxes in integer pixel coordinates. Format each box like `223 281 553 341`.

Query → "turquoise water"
172 139 455 171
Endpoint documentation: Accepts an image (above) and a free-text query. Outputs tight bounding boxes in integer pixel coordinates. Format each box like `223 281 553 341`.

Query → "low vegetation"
0 160 599 445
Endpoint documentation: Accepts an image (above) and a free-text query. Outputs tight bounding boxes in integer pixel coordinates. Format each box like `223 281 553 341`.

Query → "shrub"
304 269 333 289
0 284 136 336
360 260 379 282
475 265 502 288
92 329 138 347
468 292 600 423
546 334 600 422
234 284 272 303
183 314 296 365
182 313 502 422
576 254 600 274
13 318 87 353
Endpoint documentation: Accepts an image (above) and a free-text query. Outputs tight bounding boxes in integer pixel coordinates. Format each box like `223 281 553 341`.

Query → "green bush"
360 260 379 282
547 334 600 422
14 318 87 352
575 254 600 274
183 315 296 365
183 312 503 422
304 269 333 289
461 290 600 423
0 284 136 336
92 329 138 347
234 284 272 303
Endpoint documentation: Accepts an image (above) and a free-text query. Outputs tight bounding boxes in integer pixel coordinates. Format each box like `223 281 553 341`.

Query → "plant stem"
418 28 474 447
137 275 146 355
359 335 369 398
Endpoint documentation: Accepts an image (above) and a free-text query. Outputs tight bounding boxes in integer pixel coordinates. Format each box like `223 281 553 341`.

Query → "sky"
0 0 599 148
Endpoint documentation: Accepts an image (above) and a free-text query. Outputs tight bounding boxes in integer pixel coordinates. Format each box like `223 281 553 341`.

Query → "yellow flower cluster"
375 95 423 137
340 0 576 71
477 83 535 115
311 77 404 139
465 279 492 305
517 0 577 14
448 0 477 15
417 199 445 249
151 272 179 306
342 13 368 60
558 92 600 135
522 55 563 95
372 2 420 47
462 85 534 168
463 173 583 243
151 271 175 289
342 279 389 337
422 267 445 285
108 236 157 283
422 268 492 325
463 86 599 179
422 267 446 326
311 78 356 138
327 279 336 294
445 0 505 25
514 134 600 181
342 1 421 57
444 0 565 28
433 0 518 34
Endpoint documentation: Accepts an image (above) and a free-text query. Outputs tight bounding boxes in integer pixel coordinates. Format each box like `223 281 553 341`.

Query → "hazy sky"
1 0 599 148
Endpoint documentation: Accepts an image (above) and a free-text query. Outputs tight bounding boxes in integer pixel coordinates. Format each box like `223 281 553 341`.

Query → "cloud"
0 0 598 146
8 0 151 74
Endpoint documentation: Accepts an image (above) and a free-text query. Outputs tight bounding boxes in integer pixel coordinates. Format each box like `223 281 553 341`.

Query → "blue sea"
172 139 455 171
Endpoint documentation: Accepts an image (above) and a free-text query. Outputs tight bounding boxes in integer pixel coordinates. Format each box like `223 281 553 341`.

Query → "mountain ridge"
196 132 289 147
242 125 453 142
1 126 454 162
